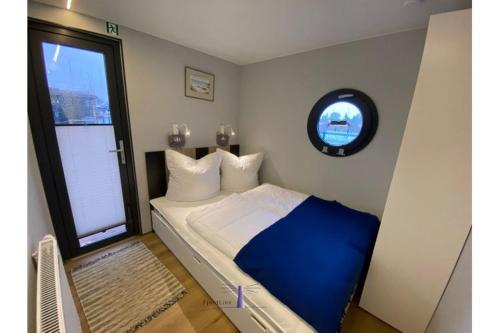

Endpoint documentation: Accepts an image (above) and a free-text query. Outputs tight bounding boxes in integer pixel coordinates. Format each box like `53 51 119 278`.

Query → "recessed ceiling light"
403 0 423 7
66 0 72 10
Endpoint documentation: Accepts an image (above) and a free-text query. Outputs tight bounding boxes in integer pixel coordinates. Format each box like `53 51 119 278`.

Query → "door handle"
109 140 126 165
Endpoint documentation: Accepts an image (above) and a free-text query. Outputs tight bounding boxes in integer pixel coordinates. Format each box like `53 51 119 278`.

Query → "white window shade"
55 126 126 238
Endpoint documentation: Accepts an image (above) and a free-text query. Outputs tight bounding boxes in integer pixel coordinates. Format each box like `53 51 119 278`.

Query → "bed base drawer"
151 210 281 333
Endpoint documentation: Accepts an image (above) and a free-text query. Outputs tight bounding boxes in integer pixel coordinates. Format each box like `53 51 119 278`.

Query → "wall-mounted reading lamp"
168 123 190 148
216 124 235 146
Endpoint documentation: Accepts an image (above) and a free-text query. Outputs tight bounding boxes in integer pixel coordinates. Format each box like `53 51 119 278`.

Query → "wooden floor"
64 232 400 333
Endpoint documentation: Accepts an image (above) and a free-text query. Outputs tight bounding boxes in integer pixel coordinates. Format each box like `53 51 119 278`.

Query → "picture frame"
185 66 215 101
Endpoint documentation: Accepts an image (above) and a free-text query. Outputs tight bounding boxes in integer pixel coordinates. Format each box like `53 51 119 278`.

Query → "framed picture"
185 67 215 101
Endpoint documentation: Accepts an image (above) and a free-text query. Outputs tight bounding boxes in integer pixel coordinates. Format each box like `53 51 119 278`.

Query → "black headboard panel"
145 144 240 200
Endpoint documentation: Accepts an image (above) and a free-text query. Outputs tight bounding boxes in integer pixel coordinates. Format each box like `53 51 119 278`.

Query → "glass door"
28 20 140 258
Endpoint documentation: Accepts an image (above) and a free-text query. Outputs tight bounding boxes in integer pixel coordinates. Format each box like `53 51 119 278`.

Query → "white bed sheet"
150 185 313 333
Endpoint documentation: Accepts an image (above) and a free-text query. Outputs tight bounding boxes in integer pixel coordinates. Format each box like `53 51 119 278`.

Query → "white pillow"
217 148 264 192
165 150 222 201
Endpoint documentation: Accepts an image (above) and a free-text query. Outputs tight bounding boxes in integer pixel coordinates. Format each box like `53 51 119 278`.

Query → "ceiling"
34 0 471 65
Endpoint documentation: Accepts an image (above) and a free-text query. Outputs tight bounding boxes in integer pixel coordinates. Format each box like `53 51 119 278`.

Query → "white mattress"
150 184 313 333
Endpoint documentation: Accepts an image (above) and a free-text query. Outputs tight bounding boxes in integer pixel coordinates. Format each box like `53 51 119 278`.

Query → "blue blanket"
234 196 380 333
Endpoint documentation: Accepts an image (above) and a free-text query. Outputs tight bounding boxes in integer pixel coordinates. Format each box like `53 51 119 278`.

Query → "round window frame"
307 88 378 157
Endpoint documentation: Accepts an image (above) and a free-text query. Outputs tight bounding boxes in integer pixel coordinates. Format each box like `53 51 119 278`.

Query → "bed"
146 146 379 333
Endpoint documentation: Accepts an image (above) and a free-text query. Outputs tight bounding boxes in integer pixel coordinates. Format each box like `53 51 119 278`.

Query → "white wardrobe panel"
359 9 471 333
426 233 471 333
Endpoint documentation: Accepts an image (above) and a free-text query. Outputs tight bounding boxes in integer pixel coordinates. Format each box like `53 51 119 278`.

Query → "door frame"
28 18 141 259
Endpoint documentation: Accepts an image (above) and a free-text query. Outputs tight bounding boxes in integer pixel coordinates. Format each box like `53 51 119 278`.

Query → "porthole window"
307 89 378 157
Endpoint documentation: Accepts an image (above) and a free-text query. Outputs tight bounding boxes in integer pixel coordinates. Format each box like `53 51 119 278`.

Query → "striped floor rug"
71 241 187 333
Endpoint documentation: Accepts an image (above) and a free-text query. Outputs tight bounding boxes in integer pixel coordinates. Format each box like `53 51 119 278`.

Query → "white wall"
28 126 55 333
28 1 241 233
238 29 426 218
29 126 81 333
360 10 471 333
427 233 471 333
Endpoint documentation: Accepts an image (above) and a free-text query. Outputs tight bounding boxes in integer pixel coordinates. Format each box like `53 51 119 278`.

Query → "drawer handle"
193 256 202 264
250 314 267 332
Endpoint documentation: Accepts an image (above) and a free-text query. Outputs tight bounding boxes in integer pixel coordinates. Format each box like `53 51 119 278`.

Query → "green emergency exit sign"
106 22 119 36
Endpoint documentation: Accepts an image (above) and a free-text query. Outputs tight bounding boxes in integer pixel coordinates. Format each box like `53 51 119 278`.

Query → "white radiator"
36 235 66 333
